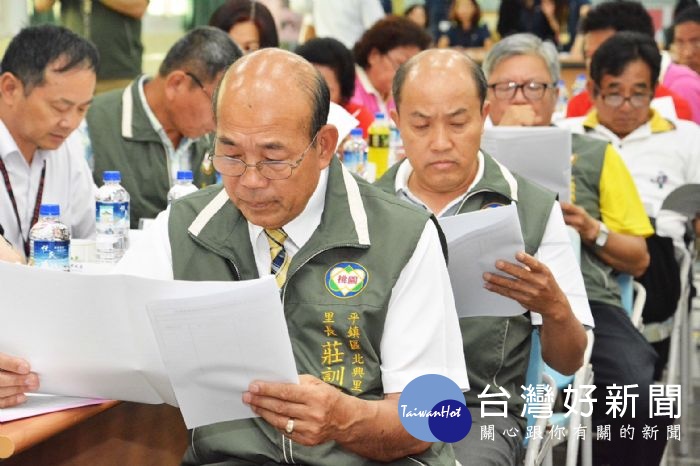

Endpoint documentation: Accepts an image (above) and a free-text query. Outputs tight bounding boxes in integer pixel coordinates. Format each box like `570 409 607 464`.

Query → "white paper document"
0 393 106 423
439 204 527 318
481 126 572 202
147 285 299 428
0 262 298 428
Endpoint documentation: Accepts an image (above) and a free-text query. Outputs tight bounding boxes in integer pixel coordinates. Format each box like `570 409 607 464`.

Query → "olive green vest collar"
467 151 520 203
119 76 163 144
381 151 520 209
185 158 371 280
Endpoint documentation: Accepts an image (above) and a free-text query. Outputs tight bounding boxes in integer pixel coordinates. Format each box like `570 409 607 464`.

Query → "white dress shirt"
289 0 385 49
116 167 470 393
0 119 96 258
393 153 594 328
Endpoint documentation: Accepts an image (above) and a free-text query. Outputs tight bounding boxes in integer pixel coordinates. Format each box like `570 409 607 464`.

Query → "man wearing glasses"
107 48 469 464
85 27 242 228
485 33 666 466
562 31 700 243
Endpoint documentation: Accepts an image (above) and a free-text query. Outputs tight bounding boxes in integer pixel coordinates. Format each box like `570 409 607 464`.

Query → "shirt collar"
583 108 675 140
355 65 388 114
395 151 486 217
248 167 329 250
0 118 48 165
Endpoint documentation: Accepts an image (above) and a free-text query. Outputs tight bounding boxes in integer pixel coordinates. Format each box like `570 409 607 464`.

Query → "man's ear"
0 72 23 106
586 79 596 98
317 124 339 169
390 108 400 128
164 70 187 100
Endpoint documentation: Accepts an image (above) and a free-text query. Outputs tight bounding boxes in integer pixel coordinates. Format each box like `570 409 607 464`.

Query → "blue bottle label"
96 201 129 224
33 240 70 270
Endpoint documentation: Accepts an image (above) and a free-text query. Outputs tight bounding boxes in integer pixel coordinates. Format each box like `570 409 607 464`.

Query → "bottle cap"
103 170 121 182
176 170 194 181
39 204 60 216
350 128 363 137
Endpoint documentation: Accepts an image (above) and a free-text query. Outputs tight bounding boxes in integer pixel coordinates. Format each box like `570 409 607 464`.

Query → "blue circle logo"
398 374 472 442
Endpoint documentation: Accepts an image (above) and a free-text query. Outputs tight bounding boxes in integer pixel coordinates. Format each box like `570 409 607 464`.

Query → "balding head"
393 49 487 114
215 48 330 140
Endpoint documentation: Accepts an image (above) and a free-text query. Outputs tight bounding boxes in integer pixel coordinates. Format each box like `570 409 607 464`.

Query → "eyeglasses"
487 81 557 101
211 132 319 180
597 90 652 109
185 71 213 100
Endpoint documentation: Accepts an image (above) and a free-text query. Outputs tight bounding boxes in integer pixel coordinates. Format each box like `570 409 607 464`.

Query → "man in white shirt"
0 24 98 408
561 33 698 443
0 25 97 262
290 0 385 49
374 49 592 466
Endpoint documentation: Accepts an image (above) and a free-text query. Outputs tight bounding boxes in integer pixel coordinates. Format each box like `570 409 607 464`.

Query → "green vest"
87 78 216 228
376 153 555 428
91 1 143 80
570 133 622 308
169 158 456 465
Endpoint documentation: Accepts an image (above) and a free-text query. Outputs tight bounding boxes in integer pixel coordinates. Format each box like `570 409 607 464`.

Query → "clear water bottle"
571 73 587 97
167 170 199 204
389 124 405 165
554 79 569 121
29 204 70 272
96 170 130 263
342 128 367 175
367 112 391 179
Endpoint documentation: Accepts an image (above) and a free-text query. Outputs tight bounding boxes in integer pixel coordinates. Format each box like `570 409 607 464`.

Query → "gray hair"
159 26 242 82
482 33 560 83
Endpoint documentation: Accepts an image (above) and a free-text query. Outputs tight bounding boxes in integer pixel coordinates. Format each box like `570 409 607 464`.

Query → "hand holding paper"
483 250 570 321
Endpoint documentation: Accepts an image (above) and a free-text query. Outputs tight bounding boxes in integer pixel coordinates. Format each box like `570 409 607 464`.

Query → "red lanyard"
0 157 47 257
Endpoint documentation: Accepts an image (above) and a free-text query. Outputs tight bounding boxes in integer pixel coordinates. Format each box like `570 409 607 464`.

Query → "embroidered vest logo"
325 262 369 298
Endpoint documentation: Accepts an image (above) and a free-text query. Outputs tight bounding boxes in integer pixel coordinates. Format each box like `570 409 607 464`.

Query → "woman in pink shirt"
351 16 431 117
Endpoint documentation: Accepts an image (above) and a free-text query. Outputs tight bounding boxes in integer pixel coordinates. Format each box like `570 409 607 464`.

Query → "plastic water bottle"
341 128 367 175
571 73 587 97
368 112 391 179
29 204 70 272
554 79 569 121
96 170 130 263
389 124 405 165
167 170 199 204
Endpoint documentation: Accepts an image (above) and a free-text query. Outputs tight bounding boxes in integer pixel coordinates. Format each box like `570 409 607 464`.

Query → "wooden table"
0 401 188 465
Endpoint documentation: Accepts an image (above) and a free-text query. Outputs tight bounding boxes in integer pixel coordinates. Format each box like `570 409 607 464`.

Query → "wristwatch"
595 222 609 249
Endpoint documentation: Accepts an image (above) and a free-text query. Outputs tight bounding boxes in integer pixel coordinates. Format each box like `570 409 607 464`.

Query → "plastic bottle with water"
367 112 391 180
554 79 569 121
571 73 587 97
96 170 130 263
341 128 367 175
167 170 199 204
389 123 405 165
29 204 71 271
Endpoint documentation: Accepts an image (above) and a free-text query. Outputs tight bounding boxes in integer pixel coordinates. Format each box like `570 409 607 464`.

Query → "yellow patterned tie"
265 228 290 288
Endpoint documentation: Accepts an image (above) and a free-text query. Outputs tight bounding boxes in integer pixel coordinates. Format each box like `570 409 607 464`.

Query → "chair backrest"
617 273 645 328
617 273 634 315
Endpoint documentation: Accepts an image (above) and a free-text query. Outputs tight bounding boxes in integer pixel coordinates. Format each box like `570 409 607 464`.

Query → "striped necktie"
265 228 290 288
